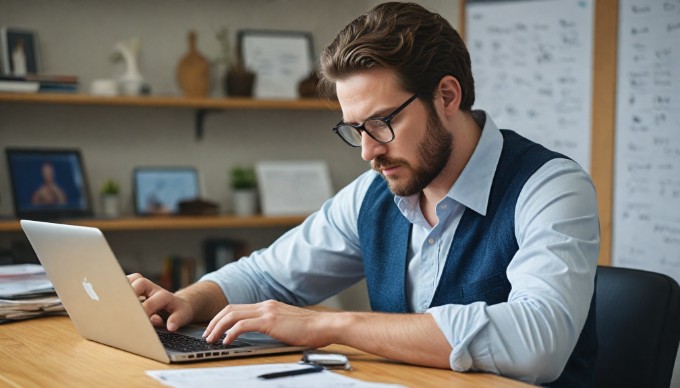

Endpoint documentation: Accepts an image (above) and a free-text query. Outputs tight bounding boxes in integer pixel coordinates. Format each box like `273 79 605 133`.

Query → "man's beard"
371 112 453 197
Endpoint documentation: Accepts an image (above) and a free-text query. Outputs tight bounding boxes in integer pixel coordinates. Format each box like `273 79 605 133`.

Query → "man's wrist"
322 311 358 345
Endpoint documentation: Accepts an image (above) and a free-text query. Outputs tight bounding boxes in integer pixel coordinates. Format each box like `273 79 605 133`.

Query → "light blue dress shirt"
201 112 600 384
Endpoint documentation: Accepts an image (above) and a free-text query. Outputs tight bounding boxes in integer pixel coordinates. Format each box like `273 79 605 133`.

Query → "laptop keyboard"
157 331 251 353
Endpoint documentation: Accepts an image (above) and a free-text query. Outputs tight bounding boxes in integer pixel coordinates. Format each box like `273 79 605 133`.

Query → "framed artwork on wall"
5 148 92 220
238 29 314 99
0 27 41 76
133 167 200 215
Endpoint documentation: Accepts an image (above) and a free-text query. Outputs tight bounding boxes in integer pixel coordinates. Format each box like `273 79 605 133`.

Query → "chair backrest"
595 265 680 388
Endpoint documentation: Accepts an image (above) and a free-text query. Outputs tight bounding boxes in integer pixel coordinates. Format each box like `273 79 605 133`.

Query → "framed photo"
238 29 314 99
1 27 41 76
133 167 200 215
255 160 333 216
5 148 93 220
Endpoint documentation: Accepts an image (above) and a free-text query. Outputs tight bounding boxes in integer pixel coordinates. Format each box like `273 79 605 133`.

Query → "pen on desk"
257 365 324 379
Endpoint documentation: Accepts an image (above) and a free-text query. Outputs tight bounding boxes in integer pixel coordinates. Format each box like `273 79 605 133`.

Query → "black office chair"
595 265 680 388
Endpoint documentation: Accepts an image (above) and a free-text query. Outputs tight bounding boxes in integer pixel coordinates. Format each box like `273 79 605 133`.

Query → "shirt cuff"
199 264 252 304
427 302 497 373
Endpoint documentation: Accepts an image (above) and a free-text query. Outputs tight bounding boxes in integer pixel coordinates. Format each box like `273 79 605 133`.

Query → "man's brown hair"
319 2 475 111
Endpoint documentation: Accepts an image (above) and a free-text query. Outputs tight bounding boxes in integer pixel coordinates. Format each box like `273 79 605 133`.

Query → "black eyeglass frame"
332 93 420 147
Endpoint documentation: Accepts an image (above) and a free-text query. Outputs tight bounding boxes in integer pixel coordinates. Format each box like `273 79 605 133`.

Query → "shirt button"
440 204 447 210
428 238 435 245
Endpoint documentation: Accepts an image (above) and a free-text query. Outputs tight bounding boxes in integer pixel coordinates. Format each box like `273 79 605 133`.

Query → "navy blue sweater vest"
357 130 596 387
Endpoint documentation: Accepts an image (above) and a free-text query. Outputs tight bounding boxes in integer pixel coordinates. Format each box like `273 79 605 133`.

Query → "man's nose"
360 132 387 161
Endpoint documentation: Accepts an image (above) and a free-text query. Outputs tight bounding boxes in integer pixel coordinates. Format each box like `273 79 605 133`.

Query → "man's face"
336 68 453 196
42 163 55 183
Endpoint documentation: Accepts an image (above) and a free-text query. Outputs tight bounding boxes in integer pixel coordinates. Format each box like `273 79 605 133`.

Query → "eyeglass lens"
337 119 394 146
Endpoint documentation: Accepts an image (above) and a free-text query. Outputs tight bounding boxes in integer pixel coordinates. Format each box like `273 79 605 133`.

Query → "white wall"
0 0 461 311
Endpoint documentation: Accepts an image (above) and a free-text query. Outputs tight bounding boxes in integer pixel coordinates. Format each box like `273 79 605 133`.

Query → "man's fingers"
150 313 164 327
204 306 261 343
129 276 162 300
126 273 144 283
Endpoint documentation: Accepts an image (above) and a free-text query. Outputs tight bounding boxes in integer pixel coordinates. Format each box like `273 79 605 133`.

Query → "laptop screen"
6 148 93 220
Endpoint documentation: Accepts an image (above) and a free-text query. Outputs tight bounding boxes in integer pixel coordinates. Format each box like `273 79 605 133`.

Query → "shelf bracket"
195 109 220 140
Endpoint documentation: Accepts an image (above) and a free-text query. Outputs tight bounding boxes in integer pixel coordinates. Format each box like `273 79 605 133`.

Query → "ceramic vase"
177 31 210 98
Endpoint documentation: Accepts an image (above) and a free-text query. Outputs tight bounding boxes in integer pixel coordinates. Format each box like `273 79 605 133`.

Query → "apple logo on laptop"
82 277 100 301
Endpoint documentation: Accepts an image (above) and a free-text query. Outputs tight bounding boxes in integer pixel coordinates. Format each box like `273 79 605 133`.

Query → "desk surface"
0 316 530 387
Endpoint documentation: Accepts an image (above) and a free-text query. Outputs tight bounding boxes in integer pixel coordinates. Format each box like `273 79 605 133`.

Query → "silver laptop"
21 220 307 363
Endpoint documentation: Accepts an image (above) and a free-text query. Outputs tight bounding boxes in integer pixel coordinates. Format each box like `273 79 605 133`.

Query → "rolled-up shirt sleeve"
427 158 599 384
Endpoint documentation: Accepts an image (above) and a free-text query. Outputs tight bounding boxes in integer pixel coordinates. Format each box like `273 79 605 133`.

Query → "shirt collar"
449 110 502 216
394 110 503 218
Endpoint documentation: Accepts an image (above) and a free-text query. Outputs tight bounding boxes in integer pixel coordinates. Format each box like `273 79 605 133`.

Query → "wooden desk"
0 316 530 387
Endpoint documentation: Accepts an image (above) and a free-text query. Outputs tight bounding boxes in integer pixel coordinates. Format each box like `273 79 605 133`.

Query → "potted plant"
100 179 121 218
215 27 255 97
230 166 258 216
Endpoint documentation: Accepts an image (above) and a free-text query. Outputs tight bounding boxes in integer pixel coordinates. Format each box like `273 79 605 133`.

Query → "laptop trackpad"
175 324 284 344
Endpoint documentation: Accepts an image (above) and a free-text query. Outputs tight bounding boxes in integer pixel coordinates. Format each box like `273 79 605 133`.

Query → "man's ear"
436 75 462 114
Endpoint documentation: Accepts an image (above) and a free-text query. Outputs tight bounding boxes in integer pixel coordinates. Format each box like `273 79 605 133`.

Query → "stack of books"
0 74 79 93
0 264 65 323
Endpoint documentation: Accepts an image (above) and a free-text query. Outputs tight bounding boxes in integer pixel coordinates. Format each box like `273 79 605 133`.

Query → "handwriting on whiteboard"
466 0 594 171
613 0 680 280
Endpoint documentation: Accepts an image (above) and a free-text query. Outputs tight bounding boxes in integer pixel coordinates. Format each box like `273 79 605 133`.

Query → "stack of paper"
0 264 65 323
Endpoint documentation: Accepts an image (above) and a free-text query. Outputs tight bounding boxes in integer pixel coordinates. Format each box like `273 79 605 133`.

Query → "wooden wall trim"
591 0 618 266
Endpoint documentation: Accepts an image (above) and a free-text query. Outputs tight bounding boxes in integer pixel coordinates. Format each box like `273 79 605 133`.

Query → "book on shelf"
0 79 39 93
0 73 79 93
203 238 246 273
159 256 200 292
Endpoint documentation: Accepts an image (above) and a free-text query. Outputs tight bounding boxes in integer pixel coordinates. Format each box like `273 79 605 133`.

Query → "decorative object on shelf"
215 27 255 97
225 57 256 97
90 78 119 96
111 37 145 96
298 71 319 98
230 165 258 216
225 59 255 97
0 27 41 76
100 179 121 218
177 31 209 98
178 198 218 215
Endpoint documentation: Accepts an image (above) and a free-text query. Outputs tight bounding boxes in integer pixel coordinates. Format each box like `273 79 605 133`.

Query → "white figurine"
12 39 27 76
111 38 145 95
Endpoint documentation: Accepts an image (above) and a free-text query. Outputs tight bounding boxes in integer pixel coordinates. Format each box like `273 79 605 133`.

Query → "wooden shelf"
0 93 340 111
0 214 306 232
0 92 341 139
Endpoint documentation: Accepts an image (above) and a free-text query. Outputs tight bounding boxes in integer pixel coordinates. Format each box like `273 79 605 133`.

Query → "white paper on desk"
0 278 54 298
0 264 45 278
146 363 404 388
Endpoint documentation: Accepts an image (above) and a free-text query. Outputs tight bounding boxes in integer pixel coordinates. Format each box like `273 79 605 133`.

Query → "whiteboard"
613 0 680 281
466 0 594 171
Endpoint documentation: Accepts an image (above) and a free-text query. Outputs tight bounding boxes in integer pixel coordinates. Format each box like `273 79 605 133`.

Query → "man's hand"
201 299 451 368
202 300 334 348
127 273 194 331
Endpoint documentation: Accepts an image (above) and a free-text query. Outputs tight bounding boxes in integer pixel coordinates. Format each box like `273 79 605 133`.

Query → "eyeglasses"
332 93 419 147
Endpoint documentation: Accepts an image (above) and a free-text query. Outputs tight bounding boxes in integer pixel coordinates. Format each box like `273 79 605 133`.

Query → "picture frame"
238 29 314 99
5 148 93 220
133 167 200 215
255 160 333 216
1 27 41 76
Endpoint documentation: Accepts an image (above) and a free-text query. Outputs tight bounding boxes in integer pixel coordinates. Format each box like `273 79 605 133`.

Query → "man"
31 162 67 206
129 3 599 386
